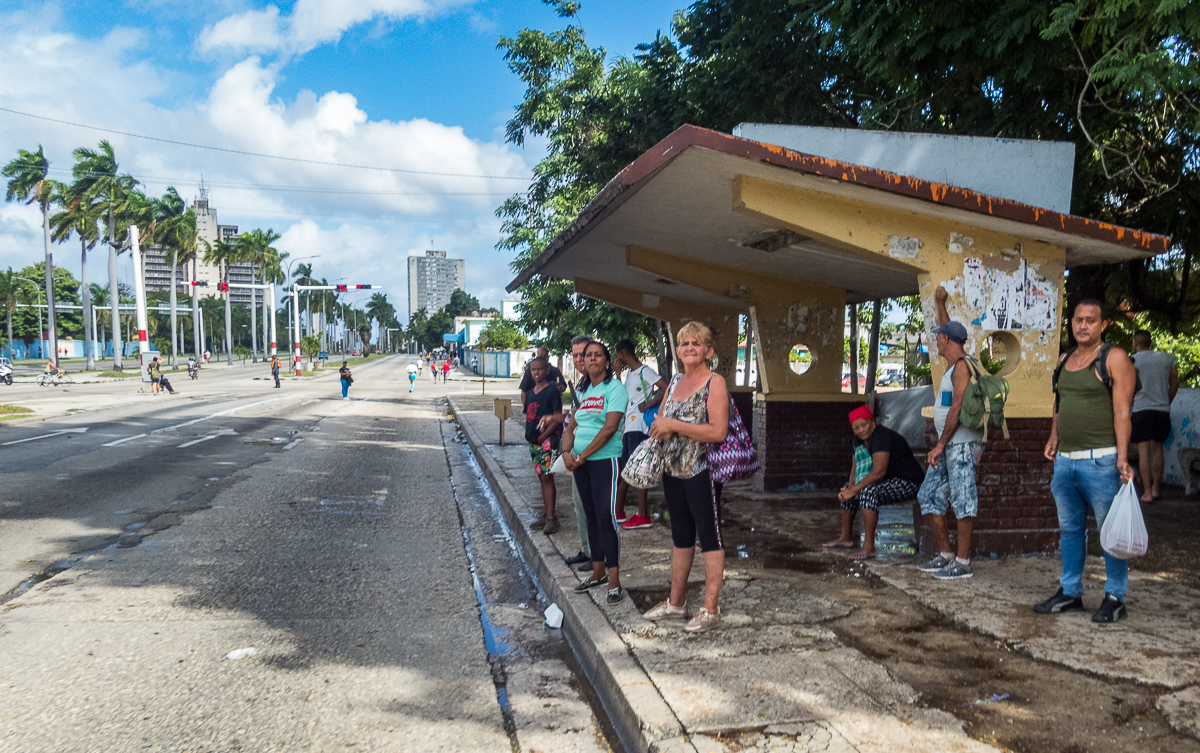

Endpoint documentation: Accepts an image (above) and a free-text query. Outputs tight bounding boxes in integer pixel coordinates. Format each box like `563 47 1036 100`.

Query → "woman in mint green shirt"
562 341 629 604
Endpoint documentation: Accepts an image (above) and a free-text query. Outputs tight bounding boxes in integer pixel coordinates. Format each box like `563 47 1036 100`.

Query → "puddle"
1 538 122 605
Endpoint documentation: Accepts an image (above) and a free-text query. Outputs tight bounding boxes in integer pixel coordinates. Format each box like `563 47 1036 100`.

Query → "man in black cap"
916 286 986 580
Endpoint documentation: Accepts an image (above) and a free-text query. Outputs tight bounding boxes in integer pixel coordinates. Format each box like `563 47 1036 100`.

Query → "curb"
448 397 696 753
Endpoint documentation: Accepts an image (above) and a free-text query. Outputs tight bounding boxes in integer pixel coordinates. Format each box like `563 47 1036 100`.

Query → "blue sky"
0 0 687 321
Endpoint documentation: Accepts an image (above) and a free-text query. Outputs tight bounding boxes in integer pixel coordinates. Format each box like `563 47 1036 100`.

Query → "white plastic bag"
544 603 563 629
1100 480 1148 559
550 453 567 475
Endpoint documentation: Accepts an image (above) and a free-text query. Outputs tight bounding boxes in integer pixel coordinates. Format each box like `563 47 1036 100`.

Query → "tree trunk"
42 204 58 368
849 303 859 395
865 299 882 393
169 249 179 368
81 236 93 371
107 211 123 370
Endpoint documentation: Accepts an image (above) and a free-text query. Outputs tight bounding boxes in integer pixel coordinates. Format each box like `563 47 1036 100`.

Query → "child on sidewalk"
526 357 564 534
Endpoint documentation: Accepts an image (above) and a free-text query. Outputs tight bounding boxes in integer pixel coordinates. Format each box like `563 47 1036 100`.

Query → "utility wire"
1 106 531 181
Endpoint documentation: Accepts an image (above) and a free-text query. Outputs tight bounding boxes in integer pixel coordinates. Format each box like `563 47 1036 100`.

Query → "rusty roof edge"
506 124 1171 292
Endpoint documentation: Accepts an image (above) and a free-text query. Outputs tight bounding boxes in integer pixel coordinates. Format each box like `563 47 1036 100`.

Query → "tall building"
140 184 261 306
408 250 465 316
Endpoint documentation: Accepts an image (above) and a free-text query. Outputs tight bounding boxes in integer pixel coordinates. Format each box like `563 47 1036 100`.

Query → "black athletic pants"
574 458 621 569
663 469 723 552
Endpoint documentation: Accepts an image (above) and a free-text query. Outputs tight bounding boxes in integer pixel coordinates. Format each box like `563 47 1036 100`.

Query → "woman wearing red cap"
824 405 924 559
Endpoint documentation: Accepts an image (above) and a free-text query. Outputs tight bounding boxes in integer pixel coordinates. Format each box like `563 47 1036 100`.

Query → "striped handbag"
707 393 759 483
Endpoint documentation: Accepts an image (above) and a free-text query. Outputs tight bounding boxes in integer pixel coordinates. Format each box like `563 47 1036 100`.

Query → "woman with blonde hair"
644 321 730 633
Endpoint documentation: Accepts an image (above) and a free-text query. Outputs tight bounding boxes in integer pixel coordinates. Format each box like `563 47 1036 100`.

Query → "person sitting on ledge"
824 405 924 560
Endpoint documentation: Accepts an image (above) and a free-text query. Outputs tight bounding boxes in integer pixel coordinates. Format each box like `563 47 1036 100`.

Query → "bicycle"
37 372 73 387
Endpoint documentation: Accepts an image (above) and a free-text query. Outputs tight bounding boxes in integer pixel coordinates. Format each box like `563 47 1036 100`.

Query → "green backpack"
956 357 1010 440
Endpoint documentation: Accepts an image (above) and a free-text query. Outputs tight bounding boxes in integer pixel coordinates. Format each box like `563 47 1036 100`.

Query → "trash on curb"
964 693 1009 707
544 603 563 629
225 647 257 660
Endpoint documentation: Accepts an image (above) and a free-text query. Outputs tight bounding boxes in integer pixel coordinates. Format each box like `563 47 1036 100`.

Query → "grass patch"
98 370 139 378
68 408 85 412
0 404 33 416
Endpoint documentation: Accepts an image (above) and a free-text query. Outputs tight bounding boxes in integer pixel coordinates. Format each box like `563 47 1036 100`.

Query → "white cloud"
199 0 474 56
0 15 530 318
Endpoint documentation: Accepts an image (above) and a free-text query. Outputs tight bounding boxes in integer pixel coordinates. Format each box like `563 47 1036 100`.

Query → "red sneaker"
615 509 628 523
622 514 653 529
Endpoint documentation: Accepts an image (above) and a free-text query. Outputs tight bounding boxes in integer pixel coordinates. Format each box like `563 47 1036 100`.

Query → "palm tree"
366 292 395 353
204 238 242 364
49 181 101 369
3 146 60 366
152 188 196 367
71 141 139 370
292 262 315 340
0 268 20 359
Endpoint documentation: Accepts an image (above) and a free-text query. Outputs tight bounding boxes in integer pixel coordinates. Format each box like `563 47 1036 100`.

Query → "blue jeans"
341 378 349 397
1051 454 1128 599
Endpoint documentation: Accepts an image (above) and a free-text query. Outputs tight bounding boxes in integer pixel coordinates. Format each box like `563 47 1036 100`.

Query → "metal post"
130 226 150 360
91 302 98 363
268 283 277 357
293 286 302 376
42 206 58 369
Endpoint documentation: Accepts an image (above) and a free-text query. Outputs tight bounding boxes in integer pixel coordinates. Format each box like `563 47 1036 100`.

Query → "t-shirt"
571 378 628 461
525 383 564 444
1131 350 1177 413
442 361 451 372
406 363 417 378
520 363 565 395
340 366 351 379
416 359 423 369
857 424 924 487
622 364 662 434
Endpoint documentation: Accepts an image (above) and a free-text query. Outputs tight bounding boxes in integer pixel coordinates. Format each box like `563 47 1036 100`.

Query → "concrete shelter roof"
507 125 1170 305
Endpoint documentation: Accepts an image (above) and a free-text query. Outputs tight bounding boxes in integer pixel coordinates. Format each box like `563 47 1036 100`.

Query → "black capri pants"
663 469 723 552
574 458 621 569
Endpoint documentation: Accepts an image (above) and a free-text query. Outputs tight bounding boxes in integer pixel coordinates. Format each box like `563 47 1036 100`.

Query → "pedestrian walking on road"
916 287 984 581
526 357 564 534
442 357 451 382
339 360 353 400
1036 299 1137 623
406 361 418 392
1129 329 1178 502
148 357 163 395
271 355 281 388
561 340 629 605
826 405 924 560
615 339 666 530
643 322 730 633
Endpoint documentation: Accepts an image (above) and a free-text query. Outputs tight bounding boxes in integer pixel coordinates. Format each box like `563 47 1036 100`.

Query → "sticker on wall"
963 258 986 313
889 236 921 258
949 232 974 254
787 305 810 332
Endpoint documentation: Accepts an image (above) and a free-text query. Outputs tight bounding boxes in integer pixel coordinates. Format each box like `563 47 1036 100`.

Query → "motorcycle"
0 361 11 386
187 362 199 380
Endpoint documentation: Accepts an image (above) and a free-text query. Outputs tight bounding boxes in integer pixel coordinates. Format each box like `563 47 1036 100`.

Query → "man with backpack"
916 288 986 580
1036 299 1136 623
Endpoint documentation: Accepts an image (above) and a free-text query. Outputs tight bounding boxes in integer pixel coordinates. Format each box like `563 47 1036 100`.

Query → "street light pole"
14 277 43 360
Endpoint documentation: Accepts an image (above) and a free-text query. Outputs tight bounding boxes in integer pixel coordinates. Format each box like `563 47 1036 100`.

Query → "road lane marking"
178 435 218 448
103 433 148 447
1 427 89 446
283 438 303 450
301 399 319 405
102 397 289 447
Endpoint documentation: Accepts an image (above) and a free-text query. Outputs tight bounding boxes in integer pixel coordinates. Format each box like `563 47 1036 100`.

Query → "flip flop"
848 551 876 560
822 540 854 549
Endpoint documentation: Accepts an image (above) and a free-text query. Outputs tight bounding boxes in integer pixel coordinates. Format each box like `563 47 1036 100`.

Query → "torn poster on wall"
967 258 1057 331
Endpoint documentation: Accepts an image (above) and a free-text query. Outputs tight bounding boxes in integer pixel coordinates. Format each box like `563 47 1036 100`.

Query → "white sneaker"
643 600 687 621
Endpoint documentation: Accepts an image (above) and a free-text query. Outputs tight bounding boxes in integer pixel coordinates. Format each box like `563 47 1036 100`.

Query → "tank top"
660 374 711 479
934 359 985 445
1057 361 1116 452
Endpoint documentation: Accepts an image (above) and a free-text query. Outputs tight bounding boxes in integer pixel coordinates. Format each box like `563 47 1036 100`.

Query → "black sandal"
573 574 608 593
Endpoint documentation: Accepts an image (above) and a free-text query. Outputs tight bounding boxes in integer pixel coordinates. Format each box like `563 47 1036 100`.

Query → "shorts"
1130 410 1172 443
151 377 161 384
918 441 983 518
619 431 649 468
529 439 556 476
408 373 416 381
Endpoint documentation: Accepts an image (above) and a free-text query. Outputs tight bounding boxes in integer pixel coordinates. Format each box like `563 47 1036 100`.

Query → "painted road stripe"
177 435 218 448
103 433 148 447
1 428 89 446
283 438 303 450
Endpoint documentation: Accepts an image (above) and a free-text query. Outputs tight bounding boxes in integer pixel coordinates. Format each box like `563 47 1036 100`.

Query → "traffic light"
188 281 208 287
336 285 348 293
355 284 373 289
218 282 229 292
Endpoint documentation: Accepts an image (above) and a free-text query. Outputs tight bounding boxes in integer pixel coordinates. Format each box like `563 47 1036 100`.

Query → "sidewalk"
451 392 1200 752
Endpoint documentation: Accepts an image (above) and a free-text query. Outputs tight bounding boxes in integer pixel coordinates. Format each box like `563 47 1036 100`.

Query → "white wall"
733 123 1076 214
1164 388 1200 487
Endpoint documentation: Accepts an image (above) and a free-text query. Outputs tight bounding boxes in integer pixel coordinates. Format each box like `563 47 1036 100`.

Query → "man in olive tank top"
1036 299 1137 623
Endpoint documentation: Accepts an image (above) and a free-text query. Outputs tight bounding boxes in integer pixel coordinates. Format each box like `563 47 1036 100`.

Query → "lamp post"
14 277 44 360
280 254 319 369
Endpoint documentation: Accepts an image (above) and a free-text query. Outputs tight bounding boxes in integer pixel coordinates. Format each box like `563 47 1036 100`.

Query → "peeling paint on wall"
949 232 974 254
889 236 921 258
954 257 1059 331
787 304 810 332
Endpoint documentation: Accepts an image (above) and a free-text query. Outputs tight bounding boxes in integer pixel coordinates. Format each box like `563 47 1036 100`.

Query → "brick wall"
915 416 1059 556
754 400 860 492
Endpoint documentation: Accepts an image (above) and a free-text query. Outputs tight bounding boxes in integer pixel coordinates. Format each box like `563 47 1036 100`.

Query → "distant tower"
408 250 465 316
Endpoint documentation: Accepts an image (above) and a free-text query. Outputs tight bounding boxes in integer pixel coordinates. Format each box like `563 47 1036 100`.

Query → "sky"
0 0 687 324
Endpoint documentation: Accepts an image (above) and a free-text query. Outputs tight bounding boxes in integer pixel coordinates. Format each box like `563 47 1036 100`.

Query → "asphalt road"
0 358 611 752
